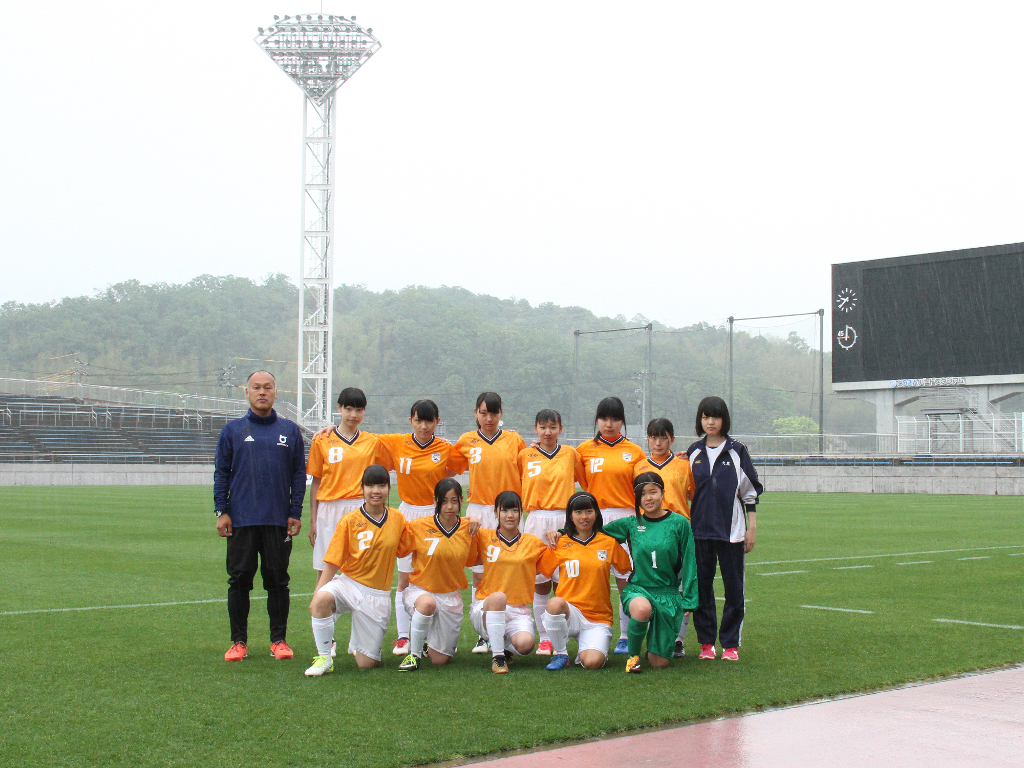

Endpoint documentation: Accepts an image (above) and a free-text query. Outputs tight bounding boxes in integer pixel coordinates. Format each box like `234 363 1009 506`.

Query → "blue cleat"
613 638 629 655
545 653 570 671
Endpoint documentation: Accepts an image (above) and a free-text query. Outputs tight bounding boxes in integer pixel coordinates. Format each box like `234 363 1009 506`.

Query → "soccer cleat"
472 636 491 654
392 637 410 656
503 651 515 667
270 641 294 660
304 655 334 676
491 655 509 674
613 638 629 655
330 640 337 658
546 654 570 671
536 640 554 656
224 642 248 661
626 655 642 674
672 640 686 658
398 653 420 672
722 647 739 661
698 643 717 660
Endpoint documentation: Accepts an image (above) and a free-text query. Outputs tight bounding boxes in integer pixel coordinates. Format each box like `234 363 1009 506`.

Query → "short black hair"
564 491 604 539
494 490 523 515
646 417 674 439
361 464 390 488
475 392 502 414
593 396 626 441
338 387 367 409
433 478 463 517
535 408 562 426
633 471 665 516
410 399 440 421
695 396 731 437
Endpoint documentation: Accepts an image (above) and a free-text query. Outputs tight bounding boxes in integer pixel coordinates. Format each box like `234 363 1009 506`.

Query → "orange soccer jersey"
449 429 526 506
576 435 646 510
377 433 453 506
634 454 694 518
323 505 407 591
548 532 634 625
398 515 480 594
517 444 587 512
473 529 557 605
306 429 388 501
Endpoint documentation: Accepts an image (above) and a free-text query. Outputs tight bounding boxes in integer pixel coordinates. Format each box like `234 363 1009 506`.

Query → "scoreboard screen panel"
832 242 1024 383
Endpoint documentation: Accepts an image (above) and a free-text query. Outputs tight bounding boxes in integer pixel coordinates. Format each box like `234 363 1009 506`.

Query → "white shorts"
467 502 499 575
312 498 362 570
397 502 435 573
316 573 392 661
602 507 634 579
403 584 464 657
524 510 563 583
563 601 613 658
469 602 534 653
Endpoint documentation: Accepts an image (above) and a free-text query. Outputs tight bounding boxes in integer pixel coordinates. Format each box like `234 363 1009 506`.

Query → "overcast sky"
2 1 1022 344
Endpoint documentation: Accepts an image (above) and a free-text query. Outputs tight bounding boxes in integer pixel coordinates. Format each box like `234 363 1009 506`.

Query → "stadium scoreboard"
832 242 1024 385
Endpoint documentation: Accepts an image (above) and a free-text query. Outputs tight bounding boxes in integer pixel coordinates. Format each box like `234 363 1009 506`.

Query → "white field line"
1009 553 1024 556
957 556 991 561
896 561 933 565
757 570 808 576
800 605 874 614
933 619 1023 631
750 544 1024 567
1 593 315 617
834 565 874 570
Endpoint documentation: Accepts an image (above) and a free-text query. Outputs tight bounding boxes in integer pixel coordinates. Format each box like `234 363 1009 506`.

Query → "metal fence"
897 414 1024 454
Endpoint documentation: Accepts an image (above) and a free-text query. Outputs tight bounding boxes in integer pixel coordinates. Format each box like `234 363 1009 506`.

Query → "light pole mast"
255 14 380 428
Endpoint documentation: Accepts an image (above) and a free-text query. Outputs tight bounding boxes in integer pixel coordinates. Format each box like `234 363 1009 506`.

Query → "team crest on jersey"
431 452 441 463
622 452 632 461
597 550 607 561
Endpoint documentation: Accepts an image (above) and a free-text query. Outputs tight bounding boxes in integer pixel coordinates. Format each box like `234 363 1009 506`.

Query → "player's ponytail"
633 471 665 519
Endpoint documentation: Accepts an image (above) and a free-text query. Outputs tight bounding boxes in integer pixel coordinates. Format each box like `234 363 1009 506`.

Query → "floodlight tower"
255 14 380 428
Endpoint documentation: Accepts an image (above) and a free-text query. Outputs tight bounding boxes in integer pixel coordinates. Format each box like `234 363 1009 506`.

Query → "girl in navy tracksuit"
685 396 762 661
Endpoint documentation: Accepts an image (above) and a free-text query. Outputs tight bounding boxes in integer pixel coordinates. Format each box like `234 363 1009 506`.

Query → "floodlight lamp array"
255 14 381 103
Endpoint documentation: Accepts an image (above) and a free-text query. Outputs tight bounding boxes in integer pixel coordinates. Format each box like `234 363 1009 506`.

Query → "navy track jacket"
213 410 306 527
686 436 763 543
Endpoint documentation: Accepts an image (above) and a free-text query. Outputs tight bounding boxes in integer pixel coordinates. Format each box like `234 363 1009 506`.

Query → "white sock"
395 589 410 639
543 611 569 656
410 609 432 657
619 602 629 640
485 610 506 658
311 616 335 657
533 591 551 642
678 613 689 644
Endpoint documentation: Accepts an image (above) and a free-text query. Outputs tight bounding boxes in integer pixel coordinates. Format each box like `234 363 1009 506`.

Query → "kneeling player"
541 492 633 671
396 478 481 671
470 491 557 673
603 472 698 673
305 465 406 674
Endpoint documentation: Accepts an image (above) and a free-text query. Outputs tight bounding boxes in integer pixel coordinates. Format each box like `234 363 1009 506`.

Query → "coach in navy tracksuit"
214 370 306 661
686 396 762 661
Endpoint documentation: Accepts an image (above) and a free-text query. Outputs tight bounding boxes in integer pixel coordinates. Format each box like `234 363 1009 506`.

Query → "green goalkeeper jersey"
604 513 698 609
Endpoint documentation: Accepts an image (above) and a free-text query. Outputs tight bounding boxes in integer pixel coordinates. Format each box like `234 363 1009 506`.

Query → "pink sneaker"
721 647 739 661
698 643 717 660
536 640 554 656
392 637 410 656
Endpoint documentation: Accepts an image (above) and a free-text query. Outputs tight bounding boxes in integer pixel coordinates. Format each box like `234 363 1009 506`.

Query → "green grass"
1 488 1021 767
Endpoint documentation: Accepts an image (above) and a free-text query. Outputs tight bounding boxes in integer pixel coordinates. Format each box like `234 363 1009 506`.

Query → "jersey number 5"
357 531 374 551
526 460 542 478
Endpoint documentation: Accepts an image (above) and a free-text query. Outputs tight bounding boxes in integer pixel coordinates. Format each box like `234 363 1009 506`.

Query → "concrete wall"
0 463 214 486
757 464 1024 495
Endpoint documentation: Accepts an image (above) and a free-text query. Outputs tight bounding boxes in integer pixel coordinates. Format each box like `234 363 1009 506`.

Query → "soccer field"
2 487 1022 768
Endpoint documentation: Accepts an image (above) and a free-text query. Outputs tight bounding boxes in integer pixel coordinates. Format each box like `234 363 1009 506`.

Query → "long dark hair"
433 478 463 517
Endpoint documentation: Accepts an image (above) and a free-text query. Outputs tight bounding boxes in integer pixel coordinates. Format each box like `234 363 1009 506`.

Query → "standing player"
603 472 698 673
450 392 526 653
374 399 455 657
471 491 557 673
396 478 481 671
575 396 646 653
634 417 694 657
306 388 387 585
305 465 405 674
541 492 633 671
686 396 762 662
518 408 587 655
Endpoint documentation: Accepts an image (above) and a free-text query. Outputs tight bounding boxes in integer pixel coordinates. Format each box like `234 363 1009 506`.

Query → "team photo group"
213 370 763 676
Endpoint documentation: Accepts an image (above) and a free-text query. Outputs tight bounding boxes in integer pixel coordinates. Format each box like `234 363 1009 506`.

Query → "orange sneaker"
224 642 248 661
270 641 294 660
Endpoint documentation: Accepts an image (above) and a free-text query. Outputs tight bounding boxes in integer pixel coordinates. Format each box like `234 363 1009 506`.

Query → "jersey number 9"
486 545 501 562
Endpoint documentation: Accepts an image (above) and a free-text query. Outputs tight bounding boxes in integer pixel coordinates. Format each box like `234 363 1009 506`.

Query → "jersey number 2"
357 531 374 551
